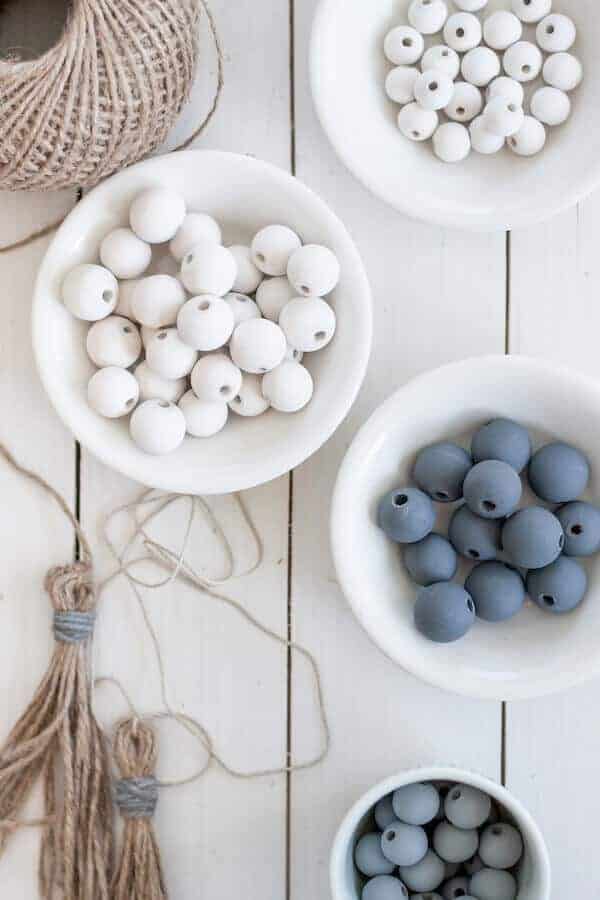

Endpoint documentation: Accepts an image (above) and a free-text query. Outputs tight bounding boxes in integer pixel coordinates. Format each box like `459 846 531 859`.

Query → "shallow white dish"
331 355 600 700
33 150 372 495
310 0 597 231
331 767 551 900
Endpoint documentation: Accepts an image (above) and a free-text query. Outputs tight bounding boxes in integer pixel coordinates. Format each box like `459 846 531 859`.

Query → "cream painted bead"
224 292 261 324
86 315 142 369
384 26 424 66
134 361 187 404
421 45 460 79
176 296 235 351
145 328 198 379
444 13 482 52
287 244 340 298
262 361 314 413
486 76 524 107
408 0 448 36
433 122 471 162
191 352 243 403
461 47 501 87
385 66 420 105
169 213 222 260
129 187 186 244
537 13 575 53
503 41 542 82
543 52 582 91
62 264 118 321
255 276 296 321
279 297 336 352
178 390 228 438
531 86 570 126
228 245 264 294
445 82 482 122
470 116 505 154
131 275 186 328
483 96 524 137
129 399 186 455
87 367 139 418
398 102 439 141
511 0 551 24
251 225 302 277
115 279 140 321
228 375 270 417
454 0 487 10
414 69 455 111
483 11 522 51
229 318 287 373
100 227 151 280
508 116 546 156
180 241 237 296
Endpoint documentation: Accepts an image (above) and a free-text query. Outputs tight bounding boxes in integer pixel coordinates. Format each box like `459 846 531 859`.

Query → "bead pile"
61 187 340 454
377 418 599 643
383 0 583 162
356 779 524 900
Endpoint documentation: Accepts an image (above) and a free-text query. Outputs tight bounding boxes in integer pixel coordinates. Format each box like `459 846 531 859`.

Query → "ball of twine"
0 0 204 191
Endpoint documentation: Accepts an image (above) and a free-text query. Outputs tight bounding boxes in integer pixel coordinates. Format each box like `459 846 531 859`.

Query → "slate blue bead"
502 507 564 569
378 488 436 544
463 460 522 520
469 868 517 900
362 876 409 900
413 442 473 503
392 783 440 826
556 501 600 557
355 833 396 877
441 876 471 899
398 849 446 893
526 556 587 614
381 821 429 867
528 441 590 503
444 783 492 829
414 583 475 644
404 534 458 586
433 821 479 864
449 506 502 562
374 794 397 831
479 823 523 869
471 418 532 473
465 562 525 623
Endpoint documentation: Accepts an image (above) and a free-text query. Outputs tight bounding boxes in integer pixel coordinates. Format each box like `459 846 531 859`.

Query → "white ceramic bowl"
311 0 597 231
331 355 600 700
33 150 372 494
331 767 551 900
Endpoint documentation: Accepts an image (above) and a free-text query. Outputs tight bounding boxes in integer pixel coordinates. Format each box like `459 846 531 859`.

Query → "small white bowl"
33 150 372 495
331 767 551 900
331 355 600 700
311 0 597 231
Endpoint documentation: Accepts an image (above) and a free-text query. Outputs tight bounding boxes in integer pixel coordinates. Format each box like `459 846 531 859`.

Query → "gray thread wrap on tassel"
115 777 159 819
53 610 96 644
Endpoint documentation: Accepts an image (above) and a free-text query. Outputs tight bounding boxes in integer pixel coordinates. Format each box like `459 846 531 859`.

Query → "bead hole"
402 37 413 47
429 81 439 91
256 252 266 264
393 494 408 507
541 594 556 607
546 24 555 34
123 325 132 333
510 137 517 147
386 830 396 840
456 27 465 38
442 50 449 57
559 534 565 549
435 491 449 500
522 64 532 74
314 330 326 341
233 395 242 404
198 300 211 311
412 130 421 138
491 826 503 836
451 789 461 800
571 524 583 535
185 253 194 264
482 500 496 512
300 284 311 295
102 290 113 302
468 549 480 559
467 598 474 612
457 106 465 116
126 398 135 407
220 385 231 396
456 892 466 898
158 401 170 408
508 104 517 112
157 331 168 340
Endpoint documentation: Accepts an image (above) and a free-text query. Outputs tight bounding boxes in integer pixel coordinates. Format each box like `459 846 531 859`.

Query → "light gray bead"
413 442 473 502
526 556 587 614
502 507 564 569
469 868 517 900
362 875 409 900
433 822 479 864
449 505 501 562
463 460 522 519
404 534 458 586
375 794 397 831
355 833 396 877
528 441 590 503
392 783 440 826
471 418 532 473
399 849 445 893
479 823 523 869
441 876 471 899
381 821 429 867
445 783 492 830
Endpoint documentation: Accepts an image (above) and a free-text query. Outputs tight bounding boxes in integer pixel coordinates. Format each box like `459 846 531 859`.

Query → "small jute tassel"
112 718 167 900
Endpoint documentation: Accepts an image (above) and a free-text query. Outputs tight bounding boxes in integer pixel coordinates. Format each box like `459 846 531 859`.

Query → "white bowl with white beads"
32 150 372 494
311 0 595 230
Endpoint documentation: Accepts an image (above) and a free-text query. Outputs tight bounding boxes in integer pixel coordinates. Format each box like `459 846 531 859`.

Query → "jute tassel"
0 443 113 899
112 718 166 900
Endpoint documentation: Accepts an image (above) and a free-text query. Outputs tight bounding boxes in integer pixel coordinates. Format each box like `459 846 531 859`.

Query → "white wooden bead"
115 279 140 321
180 241 237 296
445 82 482 122
537 13 576 53
482 96 525 137
384 26 424 65
398 103 439 141
178 390 228 438
141 326 158 347
408 0 448 36
511 0 551 24
261 361 314 413
454 0 488 10
176 296 235 351
224 292 261 324
287 244 340 298
169 213 222 261
145 328 198 379
87 367 139 418
129 187 186 244
486 76 524 106
421 45 460 79
414 69 455 111
543 52 582 91
279 297 336 352
470 116 505 154
433 122 471 162
251 225 302 276
129 399 186 455
508 116 546 156
228 375 270 417
285 343 304 363
385 66 420 105
255 276 296 321
134 361 187 404
191 352 243 403
531 86 571 125
99 227 151 280
483 11 522 51
62 264 118 321
131 275 186 328
86 315 142 369
503 41 542 82
228 245 264 294
444 13 482 52
461 47 501 87
229 319 287 373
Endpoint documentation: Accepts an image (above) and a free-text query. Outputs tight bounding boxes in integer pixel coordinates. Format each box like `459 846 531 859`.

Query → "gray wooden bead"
381 821 429 867
449 506 501 561
471 418 532 473
469 868 517 900
414 583 475 644
444 783 492 829
526 555 587 614
355 833 396 876
413 442 473 502
463 460 522 519
465 562 525 623
433 821 479 863
556 501 600 557
528 441 590 503
375 794 397 831
392 783 440 826
404 534 458 586
502 507 564 569
362 875 409 900
378 488 436 544
399 849 446 893
479 823 523 869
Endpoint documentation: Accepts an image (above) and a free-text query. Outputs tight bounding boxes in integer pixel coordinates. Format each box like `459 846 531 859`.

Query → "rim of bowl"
330 766 551 900
32 149 373 495
309 0 600 232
